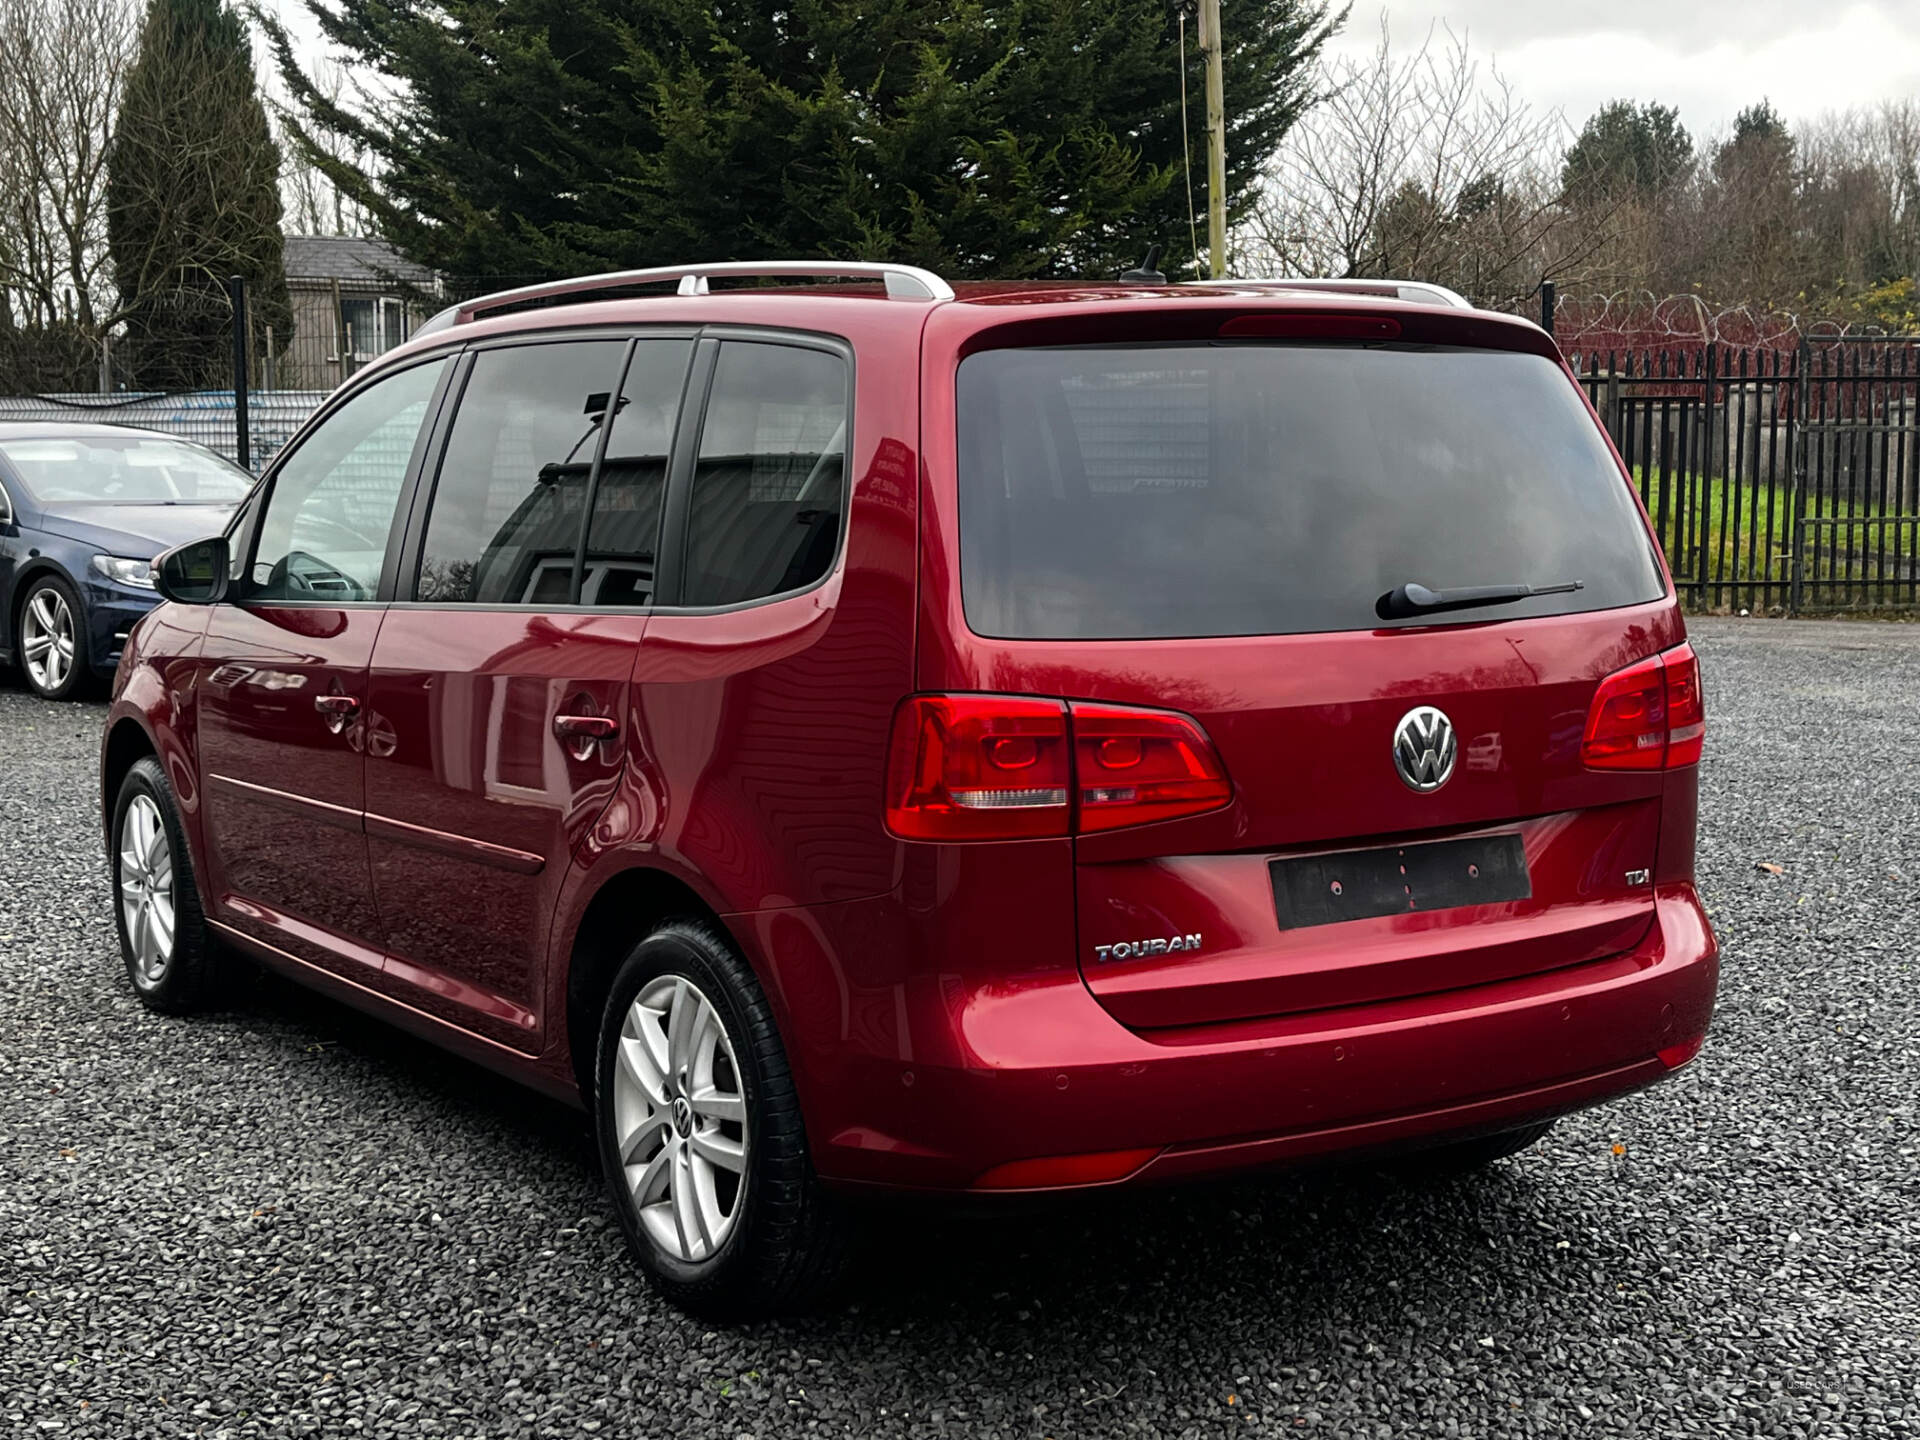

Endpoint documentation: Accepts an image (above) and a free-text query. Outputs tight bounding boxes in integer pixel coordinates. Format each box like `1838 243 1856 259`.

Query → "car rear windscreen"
956 343 1665 639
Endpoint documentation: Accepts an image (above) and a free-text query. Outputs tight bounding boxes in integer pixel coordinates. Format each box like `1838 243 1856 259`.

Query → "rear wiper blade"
1377 579 1584 620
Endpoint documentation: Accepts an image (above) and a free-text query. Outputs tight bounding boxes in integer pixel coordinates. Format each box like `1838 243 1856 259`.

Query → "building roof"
283 235 438 290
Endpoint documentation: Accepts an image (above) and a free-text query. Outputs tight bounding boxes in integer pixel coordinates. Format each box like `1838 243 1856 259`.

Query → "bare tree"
1794 101 1920 303
273 57 371 238
0 0 137 330
1244 20 1608 304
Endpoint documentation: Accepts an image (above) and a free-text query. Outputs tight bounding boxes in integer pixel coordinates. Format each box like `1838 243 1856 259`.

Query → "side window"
249 358 446 601
583 340 693 606
682 341 848 607
414 340 628 605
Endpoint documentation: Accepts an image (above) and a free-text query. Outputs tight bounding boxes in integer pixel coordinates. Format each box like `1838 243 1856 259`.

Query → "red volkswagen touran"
101 264 1717 1316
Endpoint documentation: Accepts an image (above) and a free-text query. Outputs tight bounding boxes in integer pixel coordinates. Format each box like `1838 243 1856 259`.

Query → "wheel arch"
562 864 737 1104
101 716 159 839
8 557 81 647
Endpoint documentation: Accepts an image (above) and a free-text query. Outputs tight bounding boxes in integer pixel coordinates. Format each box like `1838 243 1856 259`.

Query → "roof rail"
1198 277 1475 310
414 261 956 337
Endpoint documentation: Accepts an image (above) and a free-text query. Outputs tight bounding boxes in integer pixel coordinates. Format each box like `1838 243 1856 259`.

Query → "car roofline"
411 263 1486 340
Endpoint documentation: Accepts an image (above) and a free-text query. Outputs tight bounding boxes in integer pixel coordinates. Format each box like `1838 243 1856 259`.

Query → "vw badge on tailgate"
1393 706 1457 792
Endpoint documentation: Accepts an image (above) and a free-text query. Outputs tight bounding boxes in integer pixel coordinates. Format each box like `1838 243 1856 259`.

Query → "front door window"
248 358 446 602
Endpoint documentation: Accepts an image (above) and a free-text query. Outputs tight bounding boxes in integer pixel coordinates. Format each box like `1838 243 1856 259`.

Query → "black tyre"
1407 1120 1556 1174
110 755 222 1013
16 573 91 700
593 920 851 1319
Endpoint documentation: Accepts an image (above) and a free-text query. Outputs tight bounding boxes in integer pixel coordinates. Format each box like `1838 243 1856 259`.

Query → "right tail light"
1582 641 1705 771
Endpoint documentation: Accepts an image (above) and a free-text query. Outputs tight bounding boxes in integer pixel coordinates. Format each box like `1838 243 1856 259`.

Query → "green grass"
1630 468 1919 604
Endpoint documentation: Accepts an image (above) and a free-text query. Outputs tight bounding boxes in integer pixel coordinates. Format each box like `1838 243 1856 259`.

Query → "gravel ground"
2 616 1917 1439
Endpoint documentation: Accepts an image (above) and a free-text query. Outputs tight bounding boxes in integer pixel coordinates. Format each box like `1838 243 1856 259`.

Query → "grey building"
278 236 439 390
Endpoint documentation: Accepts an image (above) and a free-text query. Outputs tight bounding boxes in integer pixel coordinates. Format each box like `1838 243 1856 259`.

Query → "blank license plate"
1270 834 1531 931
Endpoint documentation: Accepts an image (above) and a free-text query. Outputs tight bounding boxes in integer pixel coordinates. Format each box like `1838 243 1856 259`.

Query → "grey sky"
1327 1 1920 135
267 0 1920 139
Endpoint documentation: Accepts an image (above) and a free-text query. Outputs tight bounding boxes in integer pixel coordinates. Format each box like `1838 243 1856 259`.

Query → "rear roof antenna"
1118 243 1167 284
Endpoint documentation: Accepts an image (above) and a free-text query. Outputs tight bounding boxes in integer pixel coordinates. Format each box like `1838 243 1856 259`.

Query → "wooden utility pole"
1198 0 1227 278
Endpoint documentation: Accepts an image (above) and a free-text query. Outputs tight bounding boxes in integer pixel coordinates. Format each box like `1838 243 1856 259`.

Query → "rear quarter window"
680 341 848 608
956 343 1665 639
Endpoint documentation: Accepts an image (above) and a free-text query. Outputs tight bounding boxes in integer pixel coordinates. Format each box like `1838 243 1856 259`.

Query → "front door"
196 357 450 980
364 336 691 1049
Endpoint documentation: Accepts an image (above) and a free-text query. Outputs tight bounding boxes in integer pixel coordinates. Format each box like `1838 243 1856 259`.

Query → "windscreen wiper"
1377 579 1584 620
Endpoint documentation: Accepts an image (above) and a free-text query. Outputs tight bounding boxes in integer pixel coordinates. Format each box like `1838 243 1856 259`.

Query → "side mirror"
154 535 230 605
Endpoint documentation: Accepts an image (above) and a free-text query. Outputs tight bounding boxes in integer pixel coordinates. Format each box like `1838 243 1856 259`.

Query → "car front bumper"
81 577 160 676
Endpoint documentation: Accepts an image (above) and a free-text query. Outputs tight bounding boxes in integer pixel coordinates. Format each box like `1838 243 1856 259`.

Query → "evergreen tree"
1715 99 1794 181
262 0 1341 282
1711 100 1800 305
1561 100 1694 204
108 0 290 391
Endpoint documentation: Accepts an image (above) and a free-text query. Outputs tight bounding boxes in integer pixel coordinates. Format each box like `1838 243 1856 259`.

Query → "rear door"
196 356 450 979
953 338 1677 1029
363 335 692 1050
631 332 877 911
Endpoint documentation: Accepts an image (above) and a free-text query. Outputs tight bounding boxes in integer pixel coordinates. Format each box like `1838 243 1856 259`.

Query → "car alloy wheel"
118 792 176 989
609 974 749 1263
594 922 852 1318
21 584 76 695
111 756 223 1015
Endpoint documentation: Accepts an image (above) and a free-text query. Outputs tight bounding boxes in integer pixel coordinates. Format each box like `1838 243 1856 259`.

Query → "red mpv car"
102 263 1717 1317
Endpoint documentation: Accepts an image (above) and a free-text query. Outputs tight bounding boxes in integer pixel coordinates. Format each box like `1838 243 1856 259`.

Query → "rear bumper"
743 883 1717 1193
1136 1053 1665 1185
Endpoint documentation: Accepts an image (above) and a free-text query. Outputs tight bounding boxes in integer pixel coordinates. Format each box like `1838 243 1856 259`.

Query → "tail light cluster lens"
1071 703 1233 832
1581 641 1705 771
885 694 1230 840
884 695 1071 840
1664 645 1706 766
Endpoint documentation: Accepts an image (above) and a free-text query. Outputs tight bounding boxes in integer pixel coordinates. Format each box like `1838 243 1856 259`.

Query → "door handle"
554 712 618 761
315 693 361 735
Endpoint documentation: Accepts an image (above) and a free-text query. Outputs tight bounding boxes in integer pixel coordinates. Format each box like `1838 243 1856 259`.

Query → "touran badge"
1393 706 1457 792
1095 933 1203 962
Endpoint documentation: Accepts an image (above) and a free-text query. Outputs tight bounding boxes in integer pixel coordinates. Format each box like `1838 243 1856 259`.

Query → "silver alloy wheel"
21 586 75 694
118 794 176 988
611 975 749 1263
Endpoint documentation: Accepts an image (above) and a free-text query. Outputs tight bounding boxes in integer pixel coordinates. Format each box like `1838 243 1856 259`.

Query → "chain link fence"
0 274 538 473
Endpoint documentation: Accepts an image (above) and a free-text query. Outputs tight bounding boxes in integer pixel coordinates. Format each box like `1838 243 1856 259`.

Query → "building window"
338 296 409 375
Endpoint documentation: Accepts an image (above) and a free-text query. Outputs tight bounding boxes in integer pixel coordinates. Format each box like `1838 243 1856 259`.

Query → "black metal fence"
1571 338 1920 613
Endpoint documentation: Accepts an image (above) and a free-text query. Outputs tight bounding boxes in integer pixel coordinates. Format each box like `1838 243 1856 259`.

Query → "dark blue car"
0 423 250 699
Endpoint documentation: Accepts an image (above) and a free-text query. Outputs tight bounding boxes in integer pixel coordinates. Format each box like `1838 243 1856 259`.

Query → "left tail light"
885 694 1231 841
883 694 1071 840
